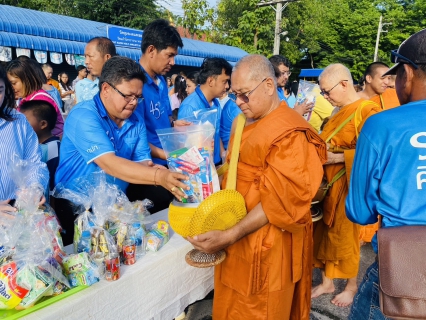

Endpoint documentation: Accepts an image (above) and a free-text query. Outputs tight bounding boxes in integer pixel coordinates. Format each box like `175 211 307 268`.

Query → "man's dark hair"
141 19 183 53
364 62 390 79
20 100 57 132
76 65 86 72
269 55 291 78
99 56 146 91
17 55 30 62
88 37 117 57
198 58 232 85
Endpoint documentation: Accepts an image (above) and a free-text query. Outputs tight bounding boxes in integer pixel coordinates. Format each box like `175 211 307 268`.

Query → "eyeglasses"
391 50 426 70
107 82 144 104
279 71 292 77
320 80 348 97
232 78 267 103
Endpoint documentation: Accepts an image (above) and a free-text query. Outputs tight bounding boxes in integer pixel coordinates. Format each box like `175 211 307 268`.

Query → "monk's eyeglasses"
320 80 348 97
232 78 267 103
107 82 144 104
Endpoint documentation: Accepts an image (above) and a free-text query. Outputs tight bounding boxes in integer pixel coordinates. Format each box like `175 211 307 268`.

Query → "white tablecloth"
22 209 214 320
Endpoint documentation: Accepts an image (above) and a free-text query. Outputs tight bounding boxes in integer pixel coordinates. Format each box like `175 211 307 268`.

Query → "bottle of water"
77 230 91 253
131 222 146 259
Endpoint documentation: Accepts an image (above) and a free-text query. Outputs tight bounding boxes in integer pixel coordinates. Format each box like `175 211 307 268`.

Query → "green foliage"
3 0 162 30
182 0 426 79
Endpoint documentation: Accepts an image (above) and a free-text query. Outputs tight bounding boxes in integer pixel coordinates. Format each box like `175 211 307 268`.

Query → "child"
20 100 60 198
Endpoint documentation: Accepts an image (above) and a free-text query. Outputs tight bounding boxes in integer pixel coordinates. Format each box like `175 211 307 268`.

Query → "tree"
3 0 164 30
179 0 215 39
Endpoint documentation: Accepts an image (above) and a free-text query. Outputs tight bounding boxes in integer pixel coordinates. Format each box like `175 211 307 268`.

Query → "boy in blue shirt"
20 100 60 199
178 57 232 165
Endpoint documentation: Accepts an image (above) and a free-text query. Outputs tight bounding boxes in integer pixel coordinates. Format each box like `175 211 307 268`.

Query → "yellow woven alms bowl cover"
168 189 247 237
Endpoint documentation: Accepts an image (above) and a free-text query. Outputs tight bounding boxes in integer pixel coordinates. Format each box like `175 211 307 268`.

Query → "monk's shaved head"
319 63 353 86
234 54 276 85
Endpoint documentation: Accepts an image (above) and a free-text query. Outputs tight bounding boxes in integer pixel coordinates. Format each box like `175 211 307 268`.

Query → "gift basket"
158 113 247 268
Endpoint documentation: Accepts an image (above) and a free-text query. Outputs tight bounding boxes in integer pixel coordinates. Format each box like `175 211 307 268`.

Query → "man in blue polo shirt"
126 19 190 213
346 29 426 319
178 57 232 165
136 19 190 165
55 56 188 245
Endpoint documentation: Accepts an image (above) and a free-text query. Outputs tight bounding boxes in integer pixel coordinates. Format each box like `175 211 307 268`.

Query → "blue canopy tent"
0 5 247 67
298 69 324 79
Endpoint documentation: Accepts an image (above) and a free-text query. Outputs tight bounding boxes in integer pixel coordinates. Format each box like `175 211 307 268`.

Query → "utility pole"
257 0 298 55
374 15 392 61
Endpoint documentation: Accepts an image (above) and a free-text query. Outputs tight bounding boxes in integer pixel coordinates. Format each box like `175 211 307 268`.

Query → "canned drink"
122 240 136 265
105 253 120 281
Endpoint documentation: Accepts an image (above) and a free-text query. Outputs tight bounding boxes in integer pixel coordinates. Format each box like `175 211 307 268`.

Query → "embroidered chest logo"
150 101 162 119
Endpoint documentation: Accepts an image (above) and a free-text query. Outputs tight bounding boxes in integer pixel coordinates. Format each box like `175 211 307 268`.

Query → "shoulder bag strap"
225 113 246 191
325 112 355 143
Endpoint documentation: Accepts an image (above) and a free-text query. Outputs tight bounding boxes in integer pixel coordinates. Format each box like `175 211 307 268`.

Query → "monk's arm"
187 203 268 254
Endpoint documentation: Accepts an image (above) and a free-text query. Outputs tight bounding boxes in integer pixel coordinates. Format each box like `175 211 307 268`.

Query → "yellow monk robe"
359 88 400 242
313 99 381 279
214 103 327 320
370 88 400 110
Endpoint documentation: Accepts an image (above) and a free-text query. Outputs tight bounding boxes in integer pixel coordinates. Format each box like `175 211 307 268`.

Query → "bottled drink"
131 222 146 259
77 230 91 253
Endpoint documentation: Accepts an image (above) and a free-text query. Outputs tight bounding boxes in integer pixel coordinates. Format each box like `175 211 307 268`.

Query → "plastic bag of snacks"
146 220 170 252
157 123 219 203
62 252 100 287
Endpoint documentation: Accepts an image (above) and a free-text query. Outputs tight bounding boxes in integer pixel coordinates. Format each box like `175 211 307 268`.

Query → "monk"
311 63 382 307
358 62 400 110
357 62 400 243
188 54 327 320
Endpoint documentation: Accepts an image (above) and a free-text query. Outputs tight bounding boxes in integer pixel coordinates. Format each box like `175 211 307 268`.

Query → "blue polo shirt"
75 78 99 103
220 98 242 150
277 87 287 102
178 86 222 164
55 94 151 191
346 100 426 253
135 69 171 165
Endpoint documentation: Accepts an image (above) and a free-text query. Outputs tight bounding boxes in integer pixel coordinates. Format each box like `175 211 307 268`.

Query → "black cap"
384 28 426 76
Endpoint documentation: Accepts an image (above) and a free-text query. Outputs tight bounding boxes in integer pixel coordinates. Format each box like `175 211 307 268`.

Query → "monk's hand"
157 169 189 200
294 100 314 117
325 151 345 165
187 229 235 254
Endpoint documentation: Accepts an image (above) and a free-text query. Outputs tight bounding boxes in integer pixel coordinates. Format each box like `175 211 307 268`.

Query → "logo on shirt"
410 132 426 189
150 101 162 119
87 145 99 153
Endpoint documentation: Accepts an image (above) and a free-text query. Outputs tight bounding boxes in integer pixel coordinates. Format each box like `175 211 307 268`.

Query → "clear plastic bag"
296 80 321 121
157 123 220 202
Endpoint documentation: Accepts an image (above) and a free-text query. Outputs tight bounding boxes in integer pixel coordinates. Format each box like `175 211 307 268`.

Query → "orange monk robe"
358 89 400 242
313 99 381 279
214 103 327 320
370 88 400 110
47 78 61 91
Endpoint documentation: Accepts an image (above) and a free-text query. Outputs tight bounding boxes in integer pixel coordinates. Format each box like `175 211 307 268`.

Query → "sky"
157 0 217 17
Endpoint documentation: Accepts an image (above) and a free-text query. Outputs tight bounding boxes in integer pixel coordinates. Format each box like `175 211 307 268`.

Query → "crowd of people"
0 15 424 320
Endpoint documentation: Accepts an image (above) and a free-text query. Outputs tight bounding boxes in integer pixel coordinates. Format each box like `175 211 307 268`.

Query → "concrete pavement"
184 244 376 320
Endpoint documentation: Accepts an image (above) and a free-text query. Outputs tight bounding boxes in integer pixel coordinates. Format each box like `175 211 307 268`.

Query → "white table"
22 209 214 320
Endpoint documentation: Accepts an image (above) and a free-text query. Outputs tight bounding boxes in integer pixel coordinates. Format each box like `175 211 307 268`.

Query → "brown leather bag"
377 225 426 319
